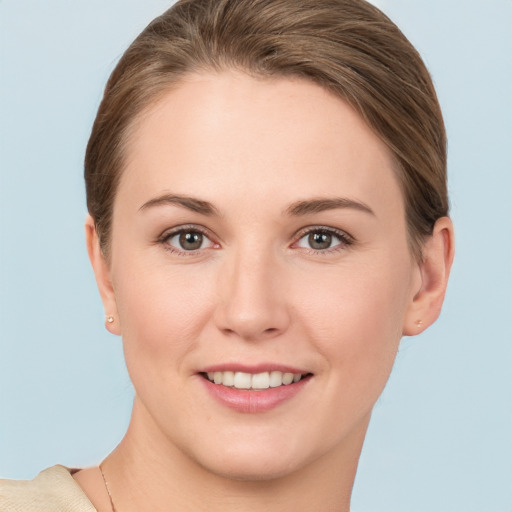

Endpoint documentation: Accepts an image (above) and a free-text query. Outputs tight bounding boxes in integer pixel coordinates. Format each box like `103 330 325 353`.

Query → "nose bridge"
215 240 290 340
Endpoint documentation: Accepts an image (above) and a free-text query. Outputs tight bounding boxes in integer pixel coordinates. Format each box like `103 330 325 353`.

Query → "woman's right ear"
85 215 121 335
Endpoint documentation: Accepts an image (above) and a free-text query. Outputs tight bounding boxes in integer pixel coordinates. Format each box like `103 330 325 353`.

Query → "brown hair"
85 0 448 260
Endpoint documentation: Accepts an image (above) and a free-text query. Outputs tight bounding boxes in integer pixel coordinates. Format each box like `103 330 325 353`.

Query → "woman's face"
104 71 422 479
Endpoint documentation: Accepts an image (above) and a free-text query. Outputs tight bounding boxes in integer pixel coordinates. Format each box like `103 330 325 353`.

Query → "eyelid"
156 224 353 255
157 224 220 254
292 225 355 252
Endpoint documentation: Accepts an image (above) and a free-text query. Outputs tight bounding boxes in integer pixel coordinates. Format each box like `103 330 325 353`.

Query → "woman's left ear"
403 217 455 336
85 215 122 336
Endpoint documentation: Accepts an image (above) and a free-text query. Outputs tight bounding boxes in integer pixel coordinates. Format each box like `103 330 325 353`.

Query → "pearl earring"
106 315 114 324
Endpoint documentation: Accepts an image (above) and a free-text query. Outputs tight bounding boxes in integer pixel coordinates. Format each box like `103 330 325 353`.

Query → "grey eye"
308 232 333 250
296 229 347 251
167 230 208 251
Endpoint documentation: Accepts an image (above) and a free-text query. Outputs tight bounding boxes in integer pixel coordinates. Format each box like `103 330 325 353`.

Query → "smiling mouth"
201 370 312 390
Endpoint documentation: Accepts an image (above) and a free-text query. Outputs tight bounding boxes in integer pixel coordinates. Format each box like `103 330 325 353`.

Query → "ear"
403 216 455 336
85 215 121 336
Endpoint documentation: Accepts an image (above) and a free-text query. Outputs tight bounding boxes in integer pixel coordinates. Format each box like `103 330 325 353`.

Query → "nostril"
219 325 283 341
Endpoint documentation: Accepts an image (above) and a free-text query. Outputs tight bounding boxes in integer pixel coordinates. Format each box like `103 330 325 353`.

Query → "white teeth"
222 371 234 387
234 372 251 389
206 370 306 389
251 372 270 389
269 371 283 388
282 372 294 385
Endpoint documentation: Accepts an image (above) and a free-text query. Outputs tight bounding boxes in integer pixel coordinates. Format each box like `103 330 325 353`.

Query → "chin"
183 429 320 482
198 453 306 482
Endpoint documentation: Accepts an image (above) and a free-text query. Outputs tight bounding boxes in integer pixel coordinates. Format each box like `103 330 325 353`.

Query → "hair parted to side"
85 0 448 260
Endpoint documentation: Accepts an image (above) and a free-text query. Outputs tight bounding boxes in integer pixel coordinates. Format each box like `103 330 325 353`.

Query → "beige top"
0 465 96 512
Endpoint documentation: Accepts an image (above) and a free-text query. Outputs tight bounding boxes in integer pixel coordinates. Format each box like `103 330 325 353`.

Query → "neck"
102 400 368 512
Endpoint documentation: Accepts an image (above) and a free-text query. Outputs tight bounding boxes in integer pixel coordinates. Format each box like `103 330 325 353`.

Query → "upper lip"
199 363 311 374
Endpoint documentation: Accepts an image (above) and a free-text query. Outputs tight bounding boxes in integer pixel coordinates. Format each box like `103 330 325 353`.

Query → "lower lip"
199 375 312 413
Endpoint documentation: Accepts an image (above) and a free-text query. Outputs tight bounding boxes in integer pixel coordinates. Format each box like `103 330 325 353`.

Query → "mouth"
200 370 312 390
198 367 313 413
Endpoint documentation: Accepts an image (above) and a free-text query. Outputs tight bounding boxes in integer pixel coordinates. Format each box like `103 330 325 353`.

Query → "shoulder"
0 465 97 512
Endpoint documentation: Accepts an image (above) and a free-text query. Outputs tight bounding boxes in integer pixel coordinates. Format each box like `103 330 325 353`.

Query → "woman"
0 0 454 510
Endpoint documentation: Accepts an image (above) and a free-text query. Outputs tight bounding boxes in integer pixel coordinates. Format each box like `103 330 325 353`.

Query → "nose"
214 246 291 341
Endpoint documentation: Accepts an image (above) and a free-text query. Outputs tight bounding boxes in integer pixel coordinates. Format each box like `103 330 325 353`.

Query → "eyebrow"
138 193 374 218
285 197 375 217
138 194 220 216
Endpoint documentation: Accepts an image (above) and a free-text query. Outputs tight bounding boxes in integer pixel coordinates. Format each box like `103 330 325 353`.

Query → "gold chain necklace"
99 464 117 512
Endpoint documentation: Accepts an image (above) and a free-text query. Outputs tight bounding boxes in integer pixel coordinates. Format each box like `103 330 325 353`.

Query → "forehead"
118 71 403 219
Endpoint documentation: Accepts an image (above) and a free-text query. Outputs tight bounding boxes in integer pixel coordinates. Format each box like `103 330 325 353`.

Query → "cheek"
297 256 412 390
112 255 217 365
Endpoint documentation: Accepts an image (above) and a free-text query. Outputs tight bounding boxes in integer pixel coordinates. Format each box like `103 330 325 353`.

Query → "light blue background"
1 1 511 511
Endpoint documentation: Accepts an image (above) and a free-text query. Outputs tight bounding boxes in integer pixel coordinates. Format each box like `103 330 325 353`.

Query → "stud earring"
415 320 423 327
106 315 114 324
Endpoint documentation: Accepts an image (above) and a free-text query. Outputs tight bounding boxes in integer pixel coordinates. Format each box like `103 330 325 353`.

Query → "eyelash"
157 225 354 256
293 226 354 255
157 225 217 255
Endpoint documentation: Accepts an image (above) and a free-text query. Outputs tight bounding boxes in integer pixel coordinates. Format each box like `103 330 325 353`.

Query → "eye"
161 227 215 253
295 227 353 252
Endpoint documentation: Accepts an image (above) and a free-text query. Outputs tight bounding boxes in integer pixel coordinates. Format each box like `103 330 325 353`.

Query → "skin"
78 71 454 512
